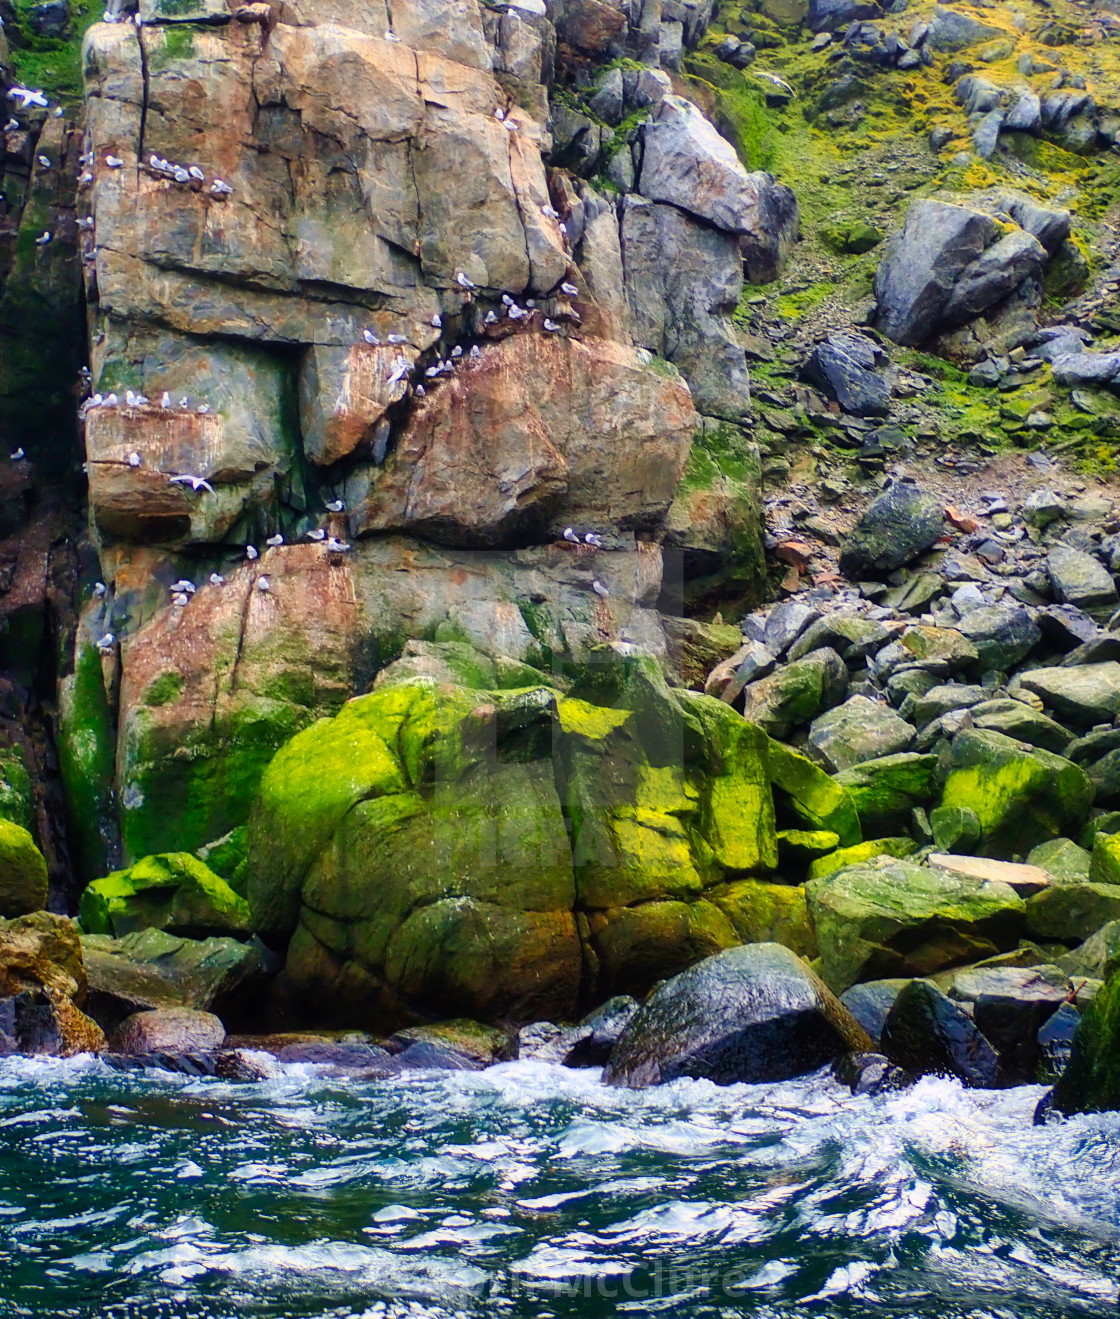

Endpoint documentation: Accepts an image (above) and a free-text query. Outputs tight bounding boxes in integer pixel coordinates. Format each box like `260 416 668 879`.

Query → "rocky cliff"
5 0 1120 1097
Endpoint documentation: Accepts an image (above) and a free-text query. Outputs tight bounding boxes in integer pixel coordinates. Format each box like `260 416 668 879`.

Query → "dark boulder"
604 942 872 1088
939 230 1047 328
881 978 1001 1087
807 0 882 33
804 333 890 417
839 480 944 576
1052 970 1120 1114
840 978 908 1045
739 174 800 284
947 964 1069 1081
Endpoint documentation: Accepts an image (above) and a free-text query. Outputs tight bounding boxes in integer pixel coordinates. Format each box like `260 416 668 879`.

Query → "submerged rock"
603 942 872 1088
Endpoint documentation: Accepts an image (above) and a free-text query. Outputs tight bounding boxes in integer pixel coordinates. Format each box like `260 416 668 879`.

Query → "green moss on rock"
79 852 250 939
0 818 48 917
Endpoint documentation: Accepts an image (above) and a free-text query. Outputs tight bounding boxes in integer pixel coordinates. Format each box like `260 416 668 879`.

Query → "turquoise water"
1 1056 1119 1318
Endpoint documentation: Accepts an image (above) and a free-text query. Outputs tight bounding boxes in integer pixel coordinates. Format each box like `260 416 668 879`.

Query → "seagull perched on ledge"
326 537 351 553
92 582 106 598
563 527 579 544
209 573 225 587
585 532 603 547
96 632 115 652
105 155 123 168
169 473 215 494
245 545 258 560
170 579 196 595
326 499 344 513
455 271 477 291
36 154 50 169
306 528 325 542
266 533 283 547
592 580 609 598
34 231 50 246
257 576 271 592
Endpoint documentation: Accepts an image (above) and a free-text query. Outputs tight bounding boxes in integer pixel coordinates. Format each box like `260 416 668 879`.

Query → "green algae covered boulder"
1053 970 1120 1115
247 675 787 1026
767 737 861 847
0 819 48 918
0 749 35 838
79 853 251 939
938 730 1094 858
806 836 917 881
806 857 1026 992
710 879 817 959
835 753 938 835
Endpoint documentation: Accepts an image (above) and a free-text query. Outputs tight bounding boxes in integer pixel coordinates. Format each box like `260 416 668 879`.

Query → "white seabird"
105 155 123 168
34 231 50 245
179 397 189 409
560 281 579 296
125 390 138 406
246 545 258 560
173 167 190 183
425 366 440 378
197 404 210 414
9 88 49 110
257 576 271 592
592 580 609 598
414 384 425 396
171 591 189 608
387 360 409 385
78 171 93 185
266 533 283 547
10 447 24 460
484 310 497 324
469 345 480 359
455 271 477 290
362 329 380 345
127 451 140 466
507 304 528 320
170 474 215 493
96 632 115 652
77 216 94 230
584 532 603 547
326 537 351 553
4 119 18 132
387 333 407 344
210 572 225 587
161 392 171 409
451 345 462 358
36 154 50 168
306 529 325 542
104 393 119 407
210 180 232 196
384 29 400 40
92 581 106 598
188 165 204 181
431 314 442 328
171 579 196 594
501 294 513 306
541 204 560 219
563 527 579 543
326 499 345 513
543 318 560 332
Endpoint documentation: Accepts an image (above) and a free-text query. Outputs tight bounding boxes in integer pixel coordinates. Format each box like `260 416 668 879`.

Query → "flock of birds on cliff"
8 58 616 655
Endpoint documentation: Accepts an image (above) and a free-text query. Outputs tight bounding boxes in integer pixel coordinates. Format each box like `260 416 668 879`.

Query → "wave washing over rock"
4 0 1120 1304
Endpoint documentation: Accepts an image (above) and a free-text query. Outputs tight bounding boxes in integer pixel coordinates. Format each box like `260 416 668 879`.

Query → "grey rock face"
999 194 1071 254
604 942 871 1088
874 200 997 345
739 173 800 283
621 196 750 419
839 480 944 575
807 0 883 32
926 5 1005 51
940 230 1048 328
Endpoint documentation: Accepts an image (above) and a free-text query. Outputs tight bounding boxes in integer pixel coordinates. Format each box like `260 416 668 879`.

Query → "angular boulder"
1018 663 1120 727
881 978 1001 1087
938 729 1094 857
806 857 1025 992
835 752 938 833
839 481 944 576
79 853 251 940
603 942 872 1088
808 696 915 773
874 200 998 345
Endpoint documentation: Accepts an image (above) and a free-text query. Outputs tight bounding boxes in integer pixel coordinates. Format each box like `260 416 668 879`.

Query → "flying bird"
9 88 49 110
170 474 215 493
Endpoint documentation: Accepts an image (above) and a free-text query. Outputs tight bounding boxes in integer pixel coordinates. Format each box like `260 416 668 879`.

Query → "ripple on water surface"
0 1054 1118 1319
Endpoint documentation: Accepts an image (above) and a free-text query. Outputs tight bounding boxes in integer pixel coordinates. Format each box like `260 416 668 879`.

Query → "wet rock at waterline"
603 942 873 1088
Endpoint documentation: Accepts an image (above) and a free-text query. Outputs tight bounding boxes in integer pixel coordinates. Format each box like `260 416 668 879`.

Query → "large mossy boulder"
767 737 861 846
806 857 1026 992
603 942 872 1088
0 911 87 1001
835 752 938 834
937 730 1094 858
1052 969 1120 1115
79 853 252 940
0 818 48 918
248 677 785 1026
